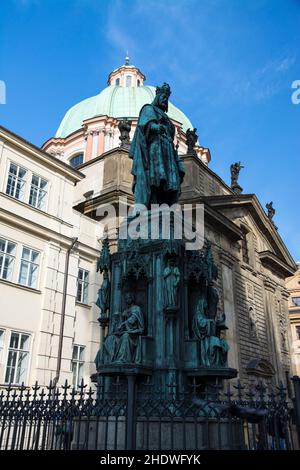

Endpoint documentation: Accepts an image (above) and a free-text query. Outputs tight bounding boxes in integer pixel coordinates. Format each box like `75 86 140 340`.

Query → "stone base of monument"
71 415 245 450
186 366 238 380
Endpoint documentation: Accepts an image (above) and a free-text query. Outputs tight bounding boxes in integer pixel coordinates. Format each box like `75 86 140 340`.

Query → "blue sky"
0 0 299 260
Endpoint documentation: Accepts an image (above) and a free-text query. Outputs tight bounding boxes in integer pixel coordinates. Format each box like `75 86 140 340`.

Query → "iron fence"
0 377 299 450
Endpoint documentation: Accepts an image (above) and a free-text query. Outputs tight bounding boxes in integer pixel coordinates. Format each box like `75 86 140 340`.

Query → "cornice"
219 249 238 268
259 250 296 278
0 126 84 182
201 194 297 272
263 277 277 293
0 207 99 260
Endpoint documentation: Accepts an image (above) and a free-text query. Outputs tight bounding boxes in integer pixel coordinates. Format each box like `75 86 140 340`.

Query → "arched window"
137 79 140 87
126 75 132 87
69 153 84 168
115 78 120 86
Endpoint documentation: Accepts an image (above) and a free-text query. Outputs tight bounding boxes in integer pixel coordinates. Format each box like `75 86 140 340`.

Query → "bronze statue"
192 295 229 367
163 258 180 308
129 82 185 208
96 271 110 317
95 313 121 366
95 293 145 368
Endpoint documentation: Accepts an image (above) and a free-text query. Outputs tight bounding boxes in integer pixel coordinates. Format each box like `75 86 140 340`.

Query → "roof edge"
0 125 85 182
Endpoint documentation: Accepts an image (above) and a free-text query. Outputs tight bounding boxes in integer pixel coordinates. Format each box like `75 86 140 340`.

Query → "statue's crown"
156 82 171 97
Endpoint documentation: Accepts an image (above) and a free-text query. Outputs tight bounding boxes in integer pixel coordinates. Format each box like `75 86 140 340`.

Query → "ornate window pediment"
245 358 275 378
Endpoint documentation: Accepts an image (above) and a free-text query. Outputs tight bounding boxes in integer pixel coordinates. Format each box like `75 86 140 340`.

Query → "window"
0 330 4 363
137 79 140 87
5 332 30 384
6 162 48 211
0 238 16 281
126 75 132 87
76 268 89 303
69 153 84 168
29 175 48 210
115 78 120 86
72 345 85 387
296 326 300 340
6 163 27 200
292 297 300 307
18 247 39 288
241 226 249 264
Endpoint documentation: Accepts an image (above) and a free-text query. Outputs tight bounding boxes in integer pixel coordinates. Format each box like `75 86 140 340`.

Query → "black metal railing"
0 377 299 450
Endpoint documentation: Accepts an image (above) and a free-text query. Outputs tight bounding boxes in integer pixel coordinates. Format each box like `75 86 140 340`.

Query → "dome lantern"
107 59 146 87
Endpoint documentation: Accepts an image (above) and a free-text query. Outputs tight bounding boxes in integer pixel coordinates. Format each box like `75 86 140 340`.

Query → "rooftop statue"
118 119 132 149
266 201 275 221
129 83 185 208
186 128 198 156
230 161 244 188
266 201 278 229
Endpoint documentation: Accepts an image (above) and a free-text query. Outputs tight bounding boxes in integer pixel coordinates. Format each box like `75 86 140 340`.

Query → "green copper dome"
55 85 193 138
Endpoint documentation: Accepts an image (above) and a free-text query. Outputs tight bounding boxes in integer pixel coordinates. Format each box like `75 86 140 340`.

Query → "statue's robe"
193 298 229 367
96 278 110 314
114 305 145 364
94 331 119 369
129 104 185 207
163 266 180 307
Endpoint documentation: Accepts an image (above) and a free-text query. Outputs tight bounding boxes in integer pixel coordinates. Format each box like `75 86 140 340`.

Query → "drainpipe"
53 237 78 388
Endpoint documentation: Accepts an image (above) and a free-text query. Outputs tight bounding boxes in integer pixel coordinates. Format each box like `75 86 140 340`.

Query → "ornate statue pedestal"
97 364 152 377
186 367 237 380
95 229 238 391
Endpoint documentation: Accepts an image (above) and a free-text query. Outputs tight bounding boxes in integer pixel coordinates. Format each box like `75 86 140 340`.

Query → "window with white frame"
76 268 89 304
126 75 132 87
18 247 40 288
5 162 49 211
0 238 16 281
29 174 48 210
5 331 30 384
72 345 85 387
6 162 27 201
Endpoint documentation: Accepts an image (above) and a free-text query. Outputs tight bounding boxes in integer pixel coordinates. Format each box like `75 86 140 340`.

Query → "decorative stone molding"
263 277 277 293
245 358 275 378
219 250 237 269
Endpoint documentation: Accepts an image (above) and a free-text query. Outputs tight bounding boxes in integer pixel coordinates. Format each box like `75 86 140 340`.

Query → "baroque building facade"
286 265 300 376
0 58 296 389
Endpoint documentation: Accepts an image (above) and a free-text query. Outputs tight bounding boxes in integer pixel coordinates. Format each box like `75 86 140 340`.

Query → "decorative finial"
125 51 129 66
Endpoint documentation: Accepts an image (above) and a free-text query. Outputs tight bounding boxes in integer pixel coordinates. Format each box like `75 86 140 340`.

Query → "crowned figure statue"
129 83 185 208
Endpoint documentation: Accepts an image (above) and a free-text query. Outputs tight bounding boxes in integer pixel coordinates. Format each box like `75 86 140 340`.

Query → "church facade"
0 58 296 389
286 266 300 377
